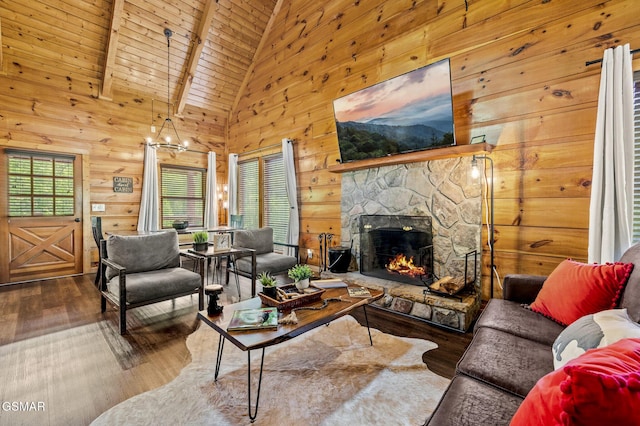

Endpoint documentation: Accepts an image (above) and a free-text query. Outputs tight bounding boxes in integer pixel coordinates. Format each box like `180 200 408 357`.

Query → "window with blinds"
634 71 640 242
160 165 205 228
238 159 259 229
7 151 75 217
237 153 291 244
264 154 289 244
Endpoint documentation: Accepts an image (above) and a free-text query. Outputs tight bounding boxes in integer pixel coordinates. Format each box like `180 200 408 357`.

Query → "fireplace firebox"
359 215 433 286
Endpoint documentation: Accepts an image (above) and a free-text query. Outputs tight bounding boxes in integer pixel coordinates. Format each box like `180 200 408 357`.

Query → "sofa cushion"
106 231 181 280
511 338 640 426
233 227 274 255
457 327 554 397
552 308 640 370
425 375 523 426
619 242 640 323
529 259 633 326
107 267 201 305
474 298 565 346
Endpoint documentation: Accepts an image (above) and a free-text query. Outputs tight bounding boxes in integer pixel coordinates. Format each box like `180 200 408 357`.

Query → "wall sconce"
218 184 229 211
471 154 495 298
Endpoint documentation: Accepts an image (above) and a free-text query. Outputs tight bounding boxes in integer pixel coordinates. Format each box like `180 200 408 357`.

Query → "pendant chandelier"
145 28 188 153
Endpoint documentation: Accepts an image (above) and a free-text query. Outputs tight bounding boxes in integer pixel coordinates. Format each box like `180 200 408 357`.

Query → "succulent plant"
258 271 277 287
192 231 209 244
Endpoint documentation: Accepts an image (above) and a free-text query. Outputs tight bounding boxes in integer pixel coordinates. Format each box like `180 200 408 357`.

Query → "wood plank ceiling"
1 0 279 121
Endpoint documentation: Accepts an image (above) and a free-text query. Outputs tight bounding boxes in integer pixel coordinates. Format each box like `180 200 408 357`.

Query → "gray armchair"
226 227 299 297
100 229 204 334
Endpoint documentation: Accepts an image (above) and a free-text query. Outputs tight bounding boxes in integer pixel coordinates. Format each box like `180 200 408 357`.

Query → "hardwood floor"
0 272 472 425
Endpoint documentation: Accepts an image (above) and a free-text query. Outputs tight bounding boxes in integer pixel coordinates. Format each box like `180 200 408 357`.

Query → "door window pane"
7 152 75 217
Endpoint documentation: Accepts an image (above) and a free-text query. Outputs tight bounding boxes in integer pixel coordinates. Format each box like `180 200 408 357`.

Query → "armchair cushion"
235 252 298 275
107 268 202 305
233 227 274 255
105 231 181 280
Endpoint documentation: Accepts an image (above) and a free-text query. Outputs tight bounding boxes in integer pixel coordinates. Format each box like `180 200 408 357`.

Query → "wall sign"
113 176 133 193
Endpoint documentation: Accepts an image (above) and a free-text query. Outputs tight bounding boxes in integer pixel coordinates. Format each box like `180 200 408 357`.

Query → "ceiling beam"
100 0 125 100
175 0 218 115
230 0 284 119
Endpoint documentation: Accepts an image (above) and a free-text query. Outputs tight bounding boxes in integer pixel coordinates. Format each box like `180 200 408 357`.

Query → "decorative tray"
258 284 326 310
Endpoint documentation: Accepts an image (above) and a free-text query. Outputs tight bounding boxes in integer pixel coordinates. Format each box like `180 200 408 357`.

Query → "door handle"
74 218 81 222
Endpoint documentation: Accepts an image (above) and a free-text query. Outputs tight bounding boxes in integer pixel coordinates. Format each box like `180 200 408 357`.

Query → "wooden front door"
0 150 83 284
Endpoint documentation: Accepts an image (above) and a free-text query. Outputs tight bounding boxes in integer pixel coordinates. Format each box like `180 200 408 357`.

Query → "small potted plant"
192 231 209 251
288 264 313 291
258 271 278 299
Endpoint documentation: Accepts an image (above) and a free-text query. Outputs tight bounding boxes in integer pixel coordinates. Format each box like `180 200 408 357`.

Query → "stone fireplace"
323 157 483 331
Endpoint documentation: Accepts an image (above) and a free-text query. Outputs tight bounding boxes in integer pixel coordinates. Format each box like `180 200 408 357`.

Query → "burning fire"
386 254 426 278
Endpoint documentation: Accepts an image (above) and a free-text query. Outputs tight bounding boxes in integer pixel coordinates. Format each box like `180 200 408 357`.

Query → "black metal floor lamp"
471 154 495 299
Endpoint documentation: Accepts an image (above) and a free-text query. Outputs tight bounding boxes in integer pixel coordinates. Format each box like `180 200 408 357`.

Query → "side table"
184 246 256 300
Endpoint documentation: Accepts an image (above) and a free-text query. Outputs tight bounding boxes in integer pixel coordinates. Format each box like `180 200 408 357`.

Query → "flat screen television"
333 58 456 163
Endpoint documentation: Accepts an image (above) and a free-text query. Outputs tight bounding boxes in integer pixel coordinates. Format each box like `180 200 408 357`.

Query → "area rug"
91 316 449 425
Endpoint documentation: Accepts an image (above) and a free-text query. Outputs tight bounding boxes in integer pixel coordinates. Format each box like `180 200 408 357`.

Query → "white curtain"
137 144 159 232
204 151 218 228
227 153 238 225
282 138 300 257
588 44 634 263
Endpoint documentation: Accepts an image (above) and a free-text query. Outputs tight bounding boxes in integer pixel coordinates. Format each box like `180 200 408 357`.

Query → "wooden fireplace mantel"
327 143 493 173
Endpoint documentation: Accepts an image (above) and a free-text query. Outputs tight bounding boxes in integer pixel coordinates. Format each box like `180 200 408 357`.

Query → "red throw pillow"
510 338 640 426
529 259 633 326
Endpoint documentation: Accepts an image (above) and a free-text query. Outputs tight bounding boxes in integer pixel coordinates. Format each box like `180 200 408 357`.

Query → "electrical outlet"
92 203 105 212
307 248 313 259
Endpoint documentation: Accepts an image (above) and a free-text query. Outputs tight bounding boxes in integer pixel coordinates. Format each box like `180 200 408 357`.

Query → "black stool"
205 284 224 315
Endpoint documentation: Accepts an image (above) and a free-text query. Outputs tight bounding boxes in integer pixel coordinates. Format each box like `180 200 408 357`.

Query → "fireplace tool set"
317 233 333 271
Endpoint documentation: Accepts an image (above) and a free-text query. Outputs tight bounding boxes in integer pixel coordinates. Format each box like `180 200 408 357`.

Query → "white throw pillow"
552 308 640 370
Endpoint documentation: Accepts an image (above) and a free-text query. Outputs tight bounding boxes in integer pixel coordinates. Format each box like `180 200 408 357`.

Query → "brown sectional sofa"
426 243 640 425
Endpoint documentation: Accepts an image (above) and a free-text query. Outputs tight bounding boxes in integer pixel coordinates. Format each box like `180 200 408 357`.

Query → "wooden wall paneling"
4 57 103 97
493 139 595 171
239 2 442 116
452 1 635 81
457 106 599 148
228 0 640 299
491 226 589 259
496 167 593 199
1 12 107 57
494 198 591 229
296 167 340 189
0 33 103 80
0 72 222 277
496 251 588 278
469 75 600 123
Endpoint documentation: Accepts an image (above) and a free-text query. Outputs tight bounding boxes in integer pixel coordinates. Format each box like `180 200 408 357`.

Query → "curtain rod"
585 47 639 66
236 140 292 157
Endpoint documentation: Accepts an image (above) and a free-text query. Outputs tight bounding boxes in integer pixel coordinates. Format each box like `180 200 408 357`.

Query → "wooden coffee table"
197 285 383 422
